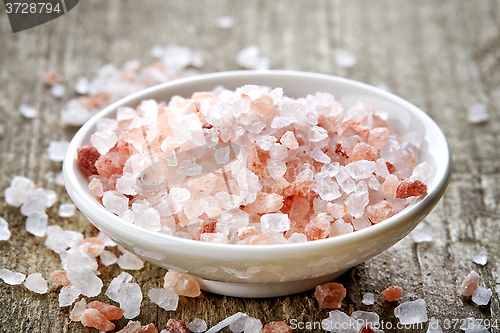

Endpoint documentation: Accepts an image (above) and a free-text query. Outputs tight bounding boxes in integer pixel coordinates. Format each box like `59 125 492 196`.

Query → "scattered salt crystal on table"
242 317 262 333
163 270 201 297
59 285 82 307
20 188 55 216
166 318 190 333
0 268 25 285
472 286 492 306
382 285 403 302
96 231 117 247
148 288 179 311
228 313 249 333
321 310 356 333
351 311 379 330
55 172 65 186
100 250 118 266
362 292 375 305
394 299 428 324
117 252 144 270
66 269 103 297
50 84 66 98
4 176 35 207
206 312 247 333
87 300 124 320
314 282 347 309
65 248 98 271
118 282 142 319
70 298 87 322
261 321 293 333
215 16 234 29
467 102 489 124
105 272 133 302
426 317 443 333
59 203 76 217
0 217 11 241
410 222 434 243
80 308 115 332
473 249 488 265
236 45 270 70
47 140 70 162
25 211 48 237
188 318 207 332
24 273 48 294
336 50 357 68
75 77 89 94
19 104 38 118
460 318 490 333
461 271 480 297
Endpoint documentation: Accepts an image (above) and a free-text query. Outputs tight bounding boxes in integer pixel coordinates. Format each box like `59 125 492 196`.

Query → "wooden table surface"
1 1 499 332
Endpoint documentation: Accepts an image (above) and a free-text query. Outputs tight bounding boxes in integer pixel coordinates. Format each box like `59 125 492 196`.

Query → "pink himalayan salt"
77 146 100 175
163 271 201 297
165 318 190 333
249 230 287 245
261 321 293 333
51 270 71 286
314 282 347 309
237 225 258 239
368 127 391 150
137 323 159 333
86 300 124 320
80 308 115 332
381 174 400 197
360 326 376 333
79 237 105 257
250 94 273 117
330 219 353 237
304 213 332 241
349 142 379 163
88 178 104 197
280 131 299 150
44 71 61 86
461 271 480 297
366 200 393 224
289 197 311 222
117 321 159 333
327 202 347 219
381 285 403 302
70 298 87 321
395 179 428 199
244 192 283 214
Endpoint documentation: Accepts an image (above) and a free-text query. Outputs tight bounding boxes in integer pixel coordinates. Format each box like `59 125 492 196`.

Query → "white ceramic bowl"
63 70 451 298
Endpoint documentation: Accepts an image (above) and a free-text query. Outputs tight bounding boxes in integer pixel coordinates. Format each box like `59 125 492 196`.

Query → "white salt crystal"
44 171 55 183
58 285 81 307
206 312 246 333
308 126 329 142
229 314 249 333
24 273 48 294
345 160 376 180
271 116 293 129
321 163 340 177
467 102 489 123
75 77 89 94
65 248 98 272
4 176 35 207
217 209 249 235
148 288 179 311
345 184 369 219
169 187 191 203
236 46 270 70
472 286 492 305
255 135 277 150
106 272 133 302
58 203 76 217
50 84 66 98
427 317 444 333
473 249 488 266
362 292 375 305
96 231 117 247
66 269 102 297
336 50 357 68
267 160 286 180
175 157 202 176
102 191 129 216
394 299 428 324
214 146 231 164
351 311 379 329
116 173 137 196
20 188 52 216
19 104 38 118
100 250 118 266
118 283 142 319
47 141 70 162
183 199 204 219
188 318 208 332
460 317 490 333
410 222 434 243
243 317 262 333
61 99 92 126
0 269 25 285
309 147 331 164
288 233 308 243
215 16 234 29
335 168 356 194
25 212 48 237
135 207 161 232
321 310 357 333
410 162 432 184
375 158 390 178
312 173 341 201
260 213 290 232
0 217 11 241
91 131 118 155
117 252 144 270
246 121 266 134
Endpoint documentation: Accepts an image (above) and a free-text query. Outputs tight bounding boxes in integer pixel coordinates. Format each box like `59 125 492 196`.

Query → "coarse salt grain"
473 249 488 266
147 288 179 311
59 203 76 217
0 217 11 241
19 104 38 118
394 299 428 324
24 273 48 294
362 292 375 305
47 141 70 162
471 286 492 306
0 268 25 285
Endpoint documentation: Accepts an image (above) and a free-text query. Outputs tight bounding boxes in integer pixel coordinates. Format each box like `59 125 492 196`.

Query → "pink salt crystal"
79 237 105 257
51 270 71 286
248 231 288 245
244 192 283 214
165 319 190 333
137 323 159 333
77 146 100 175
314 282 347 309
117 321 142 333
246 145 269 178
261 321 293 333
276 180 314 198
289 197 311 222
330 219 354 237
359 326 376 333
349 142 378 163
381 285 403 302
327 203 347 219
395 179 428 199
461 271 480 297
304 213 333 241
381 174 400 198
280 131 299 150
163 271 201 297
250 94 273 117
70 298 87 322
366 200 393 224
96 152 124 178
88 178 104 197
237 225 258 239
86 300 124 320
80 308 115 332
44 71 61 86
368 127 391 150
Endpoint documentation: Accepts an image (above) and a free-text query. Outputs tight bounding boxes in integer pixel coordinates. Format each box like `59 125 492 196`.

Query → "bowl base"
197 269 349 298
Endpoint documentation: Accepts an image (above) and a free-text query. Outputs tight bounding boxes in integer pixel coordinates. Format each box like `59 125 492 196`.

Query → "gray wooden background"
0 0 499 332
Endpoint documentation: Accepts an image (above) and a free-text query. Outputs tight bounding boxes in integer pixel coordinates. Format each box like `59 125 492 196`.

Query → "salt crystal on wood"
394 299 428 324
0 268 25 285
336 50 357 68
117 252 144 270
24 273 48 294
0 217 11 241
19 104 38 118
87 300 124 320
59 285 81 307
461 271 480 297
261 321 292 333
105 272 133 303
47 141 70 162
314 282 347 309
66 269 103 297
100 250 118 266
118 282 143 319
59 203 76 217
80 308 115 332
187 318 208 333
75 77 89 94
460 317 490 333
472 286 492 306
467 102 489 123
362 292 375 305
410 222 434 243
4 176 35 207
166 318 190 333
148 288 179 311
381 285 403 302
50 84 66 98
51 270 71 286
215 16 234 29
163 270 201 297
473 249 488 266
70 298 87 322
25 212 48 237
206 312 246 333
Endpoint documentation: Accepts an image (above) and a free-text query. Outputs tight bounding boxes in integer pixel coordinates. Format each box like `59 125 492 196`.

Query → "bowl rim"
63 69 451 258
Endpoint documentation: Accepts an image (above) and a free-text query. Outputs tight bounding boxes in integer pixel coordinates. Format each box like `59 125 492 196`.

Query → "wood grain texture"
0 0 498 332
